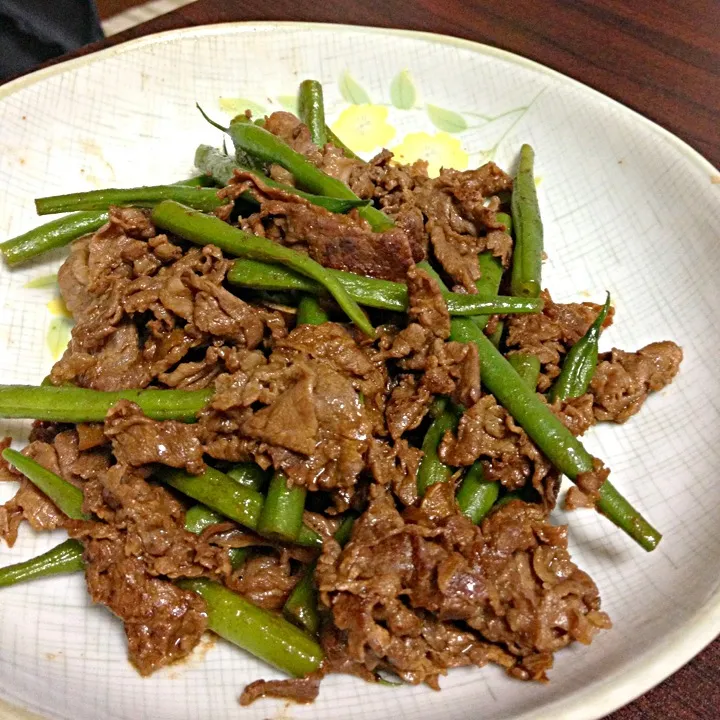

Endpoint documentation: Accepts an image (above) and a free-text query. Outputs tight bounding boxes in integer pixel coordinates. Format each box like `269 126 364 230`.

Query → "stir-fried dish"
0 80 682 705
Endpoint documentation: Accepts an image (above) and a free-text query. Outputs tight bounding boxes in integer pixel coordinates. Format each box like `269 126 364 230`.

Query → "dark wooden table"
12 0 720 717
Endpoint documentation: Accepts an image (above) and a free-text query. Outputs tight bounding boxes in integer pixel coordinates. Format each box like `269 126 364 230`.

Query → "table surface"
7 0 720 718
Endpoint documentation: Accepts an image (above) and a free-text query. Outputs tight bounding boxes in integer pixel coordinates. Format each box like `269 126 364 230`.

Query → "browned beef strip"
590 341 682 422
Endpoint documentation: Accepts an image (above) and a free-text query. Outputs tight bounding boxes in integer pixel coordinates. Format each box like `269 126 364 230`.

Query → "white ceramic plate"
0 22 719 720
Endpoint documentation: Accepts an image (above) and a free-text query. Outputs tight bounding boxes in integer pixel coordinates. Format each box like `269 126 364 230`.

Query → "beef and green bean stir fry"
0 79 682 704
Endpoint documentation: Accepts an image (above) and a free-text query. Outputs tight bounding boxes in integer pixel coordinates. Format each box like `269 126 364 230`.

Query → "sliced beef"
317 483 608 686
104 400 205 474
239 675 322 706
590 341 682 423
506 292 614 392
226 551 299 611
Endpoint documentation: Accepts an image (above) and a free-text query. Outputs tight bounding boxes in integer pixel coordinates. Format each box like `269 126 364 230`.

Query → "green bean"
428 395 448 419
227 121 392 231
548 294 611 402
455 463 499 524
495 211 513 235
35 186 226 215
325 126 362 161
183 504 248 569
225 463 269 491
417 407 461 496
283 565 320 635
298 80 327 147
257 472 306 543
296 295 330 325
0 539 84 587
2 449 89 520
0 175 213 267
177 578 324 677
227 258 543 317
194 145 369 214
157 466 322 548
151 201 374 337
157 466 264 532
508 353 541 390
1 212 108 266
510 144 543 298
0 385 213 423
473 252 504 332
283 515 355 634
449 319 661 551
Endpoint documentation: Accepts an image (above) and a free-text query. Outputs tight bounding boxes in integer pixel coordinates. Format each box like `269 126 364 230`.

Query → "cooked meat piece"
506 292 613 392
225 551 299 610
406 266 450 339
0 479 68 546
317 483 608 686
550 394 597 437
239 675 322 706
591 341 682 423
105 400 205 474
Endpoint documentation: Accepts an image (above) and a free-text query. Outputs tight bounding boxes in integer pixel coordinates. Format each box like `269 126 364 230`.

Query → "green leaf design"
426 104 468 133
24 273 58 289
338 71 370 105
276 95 299 113
218 97 267 118
390 70 416 110
47 317 72 360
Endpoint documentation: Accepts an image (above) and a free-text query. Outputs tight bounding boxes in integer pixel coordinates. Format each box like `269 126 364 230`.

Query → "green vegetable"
227 258 543 317
157 466 264 533
178 578 324 677
225 463 268 491
325 126 362 161
487 321 505 348
0 175 213 266
2 449 89 520
0 385 213 423
510 144 543 298
417 407 460 496
0 539 84 587
495 211 513 235
472 252 504 332
257 472 307 543
296 295 330 325
35 186 226 215
548 294 611 402
194 145 369 213
508 353 541 390
151 200 374 337
298 80 327 147
227 120 392 231
455 463 499 524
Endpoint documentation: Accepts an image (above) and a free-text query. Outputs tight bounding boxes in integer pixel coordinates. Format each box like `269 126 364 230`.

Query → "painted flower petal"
331 105 396 153
392 131 469 177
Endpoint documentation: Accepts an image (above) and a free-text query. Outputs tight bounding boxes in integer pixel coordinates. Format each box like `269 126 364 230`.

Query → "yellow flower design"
331 105 396 153
392 131 469 177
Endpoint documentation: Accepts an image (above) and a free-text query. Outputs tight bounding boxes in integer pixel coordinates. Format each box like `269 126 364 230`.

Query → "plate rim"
0 20 718 720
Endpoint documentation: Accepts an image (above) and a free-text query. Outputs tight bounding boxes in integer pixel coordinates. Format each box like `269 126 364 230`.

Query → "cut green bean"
35 186 227 215
283 565 320 635
0 385 213 423
510 144 543 298
488 321 505 348
297 295 330 325
257 472 306 543
178 578 324 677
495 211 513 235
2 449 89 520
417 407 460 496
0 539 84 587
227 121 392 231
456 463 499 525
298 80 327 147
1 175 213 266
473 252 504 332
325 126 362 161
151 201 374 337
508 353 541 390
194 145 369 214
157 466 264 532
225 463 269 491
548 293 611 402
228 258 543 317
